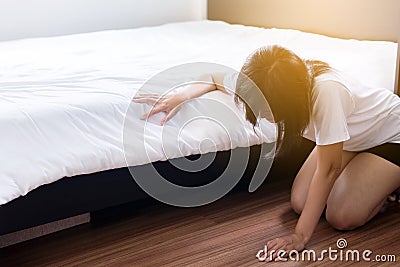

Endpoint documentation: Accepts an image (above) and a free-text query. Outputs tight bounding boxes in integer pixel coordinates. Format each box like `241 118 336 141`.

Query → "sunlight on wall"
208 0 400 42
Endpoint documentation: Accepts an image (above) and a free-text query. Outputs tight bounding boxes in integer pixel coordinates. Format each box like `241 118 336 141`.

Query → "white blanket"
0 20 397 205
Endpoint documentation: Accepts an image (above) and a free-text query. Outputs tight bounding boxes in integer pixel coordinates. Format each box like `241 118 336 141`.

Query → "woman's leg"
325 153 400 230
290 147 356 214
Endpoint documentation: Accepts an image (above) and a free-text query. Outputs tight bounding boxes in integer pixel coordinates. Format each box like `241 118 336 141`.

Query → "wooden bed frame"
1 0 399 244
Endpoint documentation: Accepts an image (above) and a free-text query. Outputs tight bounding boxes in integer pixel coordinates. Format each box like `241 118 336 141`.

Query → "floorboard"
1 177 399 266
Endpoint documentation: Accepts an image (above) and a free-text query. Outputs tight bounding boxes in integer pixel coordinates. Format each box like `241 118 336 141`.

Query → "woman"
133 45 400 260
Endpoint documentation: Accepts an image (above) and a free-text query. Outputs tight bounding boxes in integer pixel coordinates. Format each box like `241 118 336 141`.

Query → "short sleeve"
223 72 239 93
311 80 354 146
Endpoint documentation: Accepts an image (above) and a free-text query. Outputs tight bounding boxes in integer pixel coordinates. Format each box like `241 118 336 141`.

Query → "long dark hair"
235 45 330 155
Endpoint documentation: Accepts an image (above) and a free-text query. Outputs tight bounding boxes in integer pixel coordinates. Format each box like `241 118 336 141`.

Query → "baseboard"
0 213 90 248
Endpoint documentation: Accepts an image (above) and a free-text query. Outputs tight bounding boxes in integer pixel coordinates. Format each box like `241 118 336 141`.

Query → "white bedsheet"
0 20 397 205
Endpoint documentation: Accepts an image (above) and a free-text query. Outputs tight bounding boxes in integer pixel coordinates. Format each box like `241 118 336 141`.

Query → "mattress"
0 20 397 205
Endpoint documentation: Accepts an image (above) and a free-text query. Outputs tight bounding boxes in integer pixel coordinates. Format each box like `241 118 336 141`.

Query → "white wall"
0 0 207 41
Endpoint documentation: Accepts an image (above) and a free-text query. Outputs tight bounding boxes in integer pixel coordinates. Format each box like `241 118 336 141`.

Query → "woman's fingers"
274 250 287 262
140 105 165 120
132 95 162 101
266 238 289 262
286 244 295 251
266 239 276 249
161 106 181 125
135 93 185 123
266 240 279 261
133 93 161 98
269 238 283 251
133 95 168 104
132 97 159 105
140 113 150 120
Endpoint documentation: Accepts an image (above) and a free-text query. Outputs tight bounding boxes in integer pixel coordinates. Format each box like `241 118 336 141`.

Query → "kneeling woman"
133 45 400 258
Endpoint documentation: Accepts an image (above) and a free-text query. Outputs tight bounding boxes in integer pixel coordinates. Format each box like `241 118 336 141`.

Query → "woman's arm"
180 72 228 101
266 142 343 260
132 73 227 125
295 142 343 242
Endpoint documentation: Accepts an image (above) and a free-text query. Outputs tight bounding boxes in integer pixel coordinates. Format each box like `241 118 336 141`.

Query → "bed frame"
1 0 399 243
0 141 315 236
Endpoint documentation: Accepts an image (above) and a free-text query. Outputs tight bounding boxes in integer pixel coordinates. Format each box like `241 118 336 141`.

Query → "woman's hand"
265 233 305 262
132 73 226 125
132 93 186 125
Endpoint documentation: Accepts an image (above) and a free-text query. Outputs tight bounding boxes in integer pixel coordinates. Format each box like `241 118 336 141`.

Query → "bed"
0 17 398 243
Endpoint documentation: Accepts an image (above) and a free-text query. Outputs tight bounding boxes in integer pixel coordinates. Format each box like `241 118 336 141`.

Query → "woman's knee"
325 196 368 231
325 207 358 230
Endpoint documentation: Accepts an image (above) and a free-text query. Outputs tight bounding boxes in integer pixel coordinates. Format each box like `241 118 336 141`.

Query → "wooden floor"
1 176 399 266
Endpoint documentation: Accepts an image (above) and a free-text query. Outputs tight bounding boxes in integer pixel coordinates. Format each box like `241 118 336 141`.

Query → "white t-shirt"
303 69 400 151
